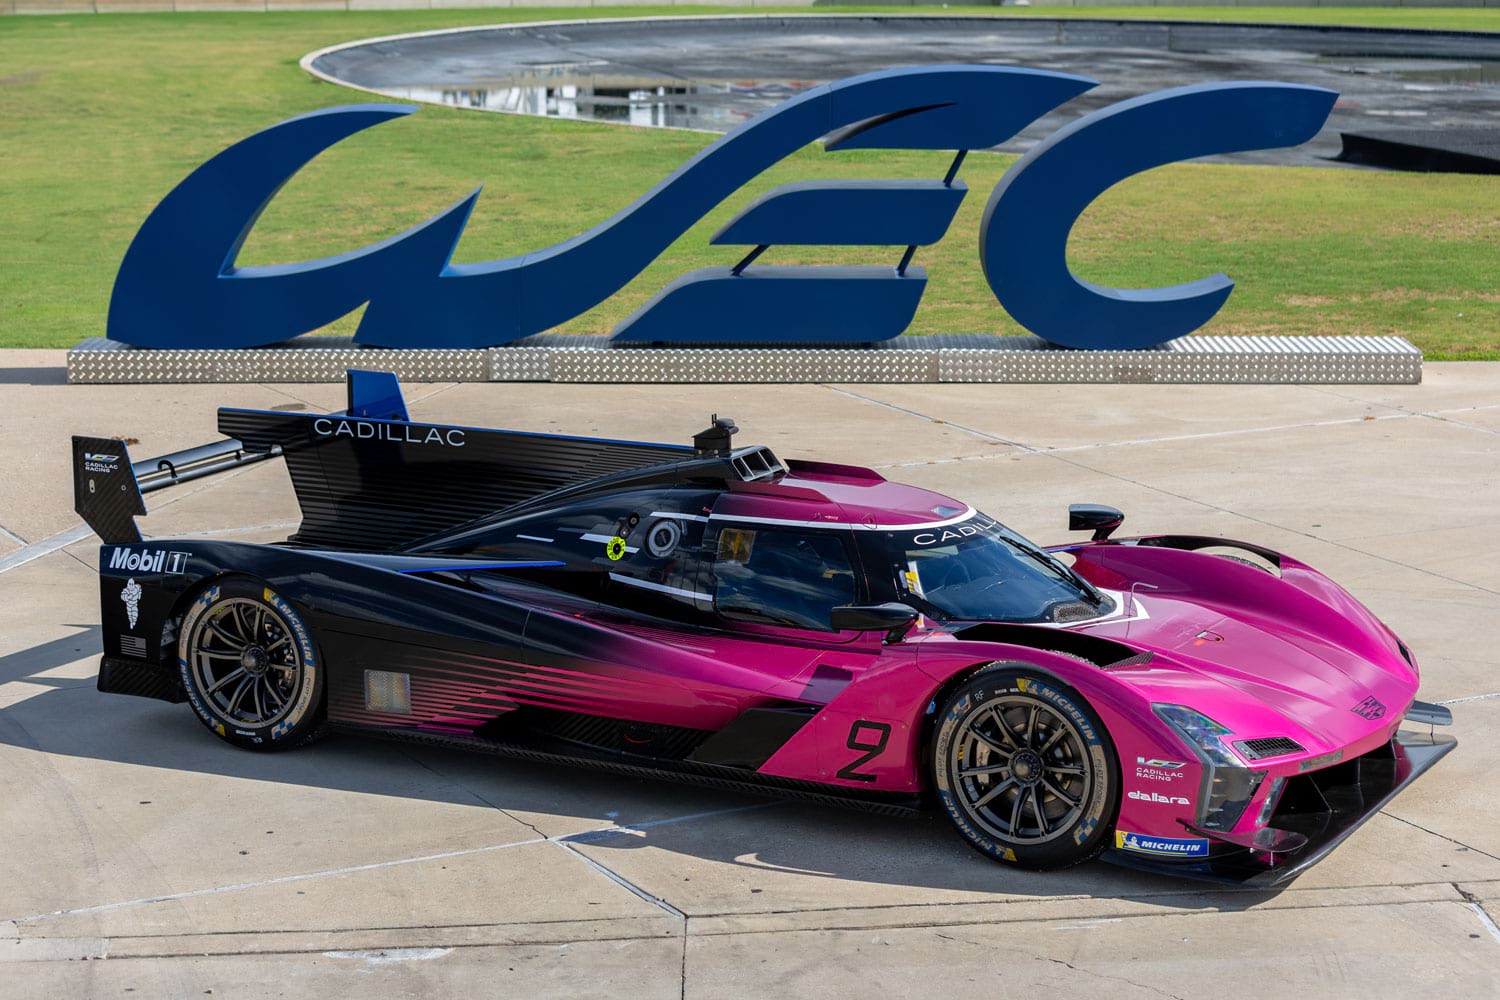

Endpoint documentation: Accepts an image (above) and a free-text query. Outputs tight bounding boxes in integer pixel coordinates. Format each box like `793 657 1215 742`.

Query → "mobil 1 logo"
108 547 188 575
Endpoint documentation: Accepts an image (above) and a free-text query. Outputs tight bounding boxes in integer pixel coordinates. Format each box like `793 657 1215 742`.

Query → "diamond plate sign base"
67 338 488 384
70 334 1422 385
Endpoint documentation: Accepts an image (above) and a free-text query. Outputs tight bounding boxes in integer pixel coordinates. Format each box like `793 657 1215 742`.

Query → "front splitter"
1101 728 1457 889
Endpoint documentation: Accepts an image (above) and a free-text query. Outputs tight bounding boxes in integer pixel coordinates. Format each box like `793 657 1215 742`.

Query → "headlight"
1153 704 1266 833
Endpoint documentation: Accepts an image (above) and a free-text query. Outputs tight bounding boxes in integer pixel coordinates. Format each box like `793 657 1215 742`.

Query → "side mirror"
830 602 920 640
1069 503 1124 541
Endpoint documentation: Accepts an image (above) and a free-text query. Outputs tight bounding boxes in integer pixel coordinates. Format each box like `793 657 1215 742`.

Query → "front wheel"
178 579 325 751
931 665 1118 870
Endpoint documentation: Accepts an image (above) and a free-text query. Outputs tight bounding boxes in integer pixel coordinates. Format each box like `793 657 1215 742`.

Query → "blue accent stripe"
399 560 565 575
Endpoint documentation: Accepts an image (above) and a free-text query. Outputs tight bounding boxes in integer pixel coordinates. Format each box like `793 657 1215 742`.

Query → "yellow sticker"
903 569 922 596
215 723 226 736
1002 848 1017 862
717 528 755 563
263 587 274 602
1017 678 1030 693
606 536 627 561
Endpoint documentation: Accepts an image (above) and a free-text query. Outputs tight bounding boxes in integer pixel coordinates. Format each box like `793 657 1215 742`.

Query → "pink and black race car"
76 372 1453 886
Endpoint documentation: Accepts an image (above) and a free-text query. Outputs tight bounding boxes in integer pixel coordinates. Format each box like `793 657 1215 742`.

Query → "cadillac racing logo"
1351 696 1387 721
83 451 120 474
120 578 142 629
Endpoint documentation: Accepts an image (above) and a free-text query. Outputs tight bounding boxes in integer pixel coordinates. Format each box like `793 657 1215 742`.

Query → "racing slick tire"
178 578 326 752
932 664 1119 870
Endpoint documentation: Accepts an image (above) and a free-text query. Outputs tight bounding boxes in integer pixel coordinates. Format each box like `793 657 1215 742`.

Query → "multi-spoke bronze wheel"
178 580 324 751
932 666 1118 869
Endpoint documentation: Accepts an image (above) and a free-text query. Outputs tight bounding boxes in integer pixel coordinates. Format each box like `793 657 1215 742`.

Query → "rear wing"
75 370 693 551
72 435 274 544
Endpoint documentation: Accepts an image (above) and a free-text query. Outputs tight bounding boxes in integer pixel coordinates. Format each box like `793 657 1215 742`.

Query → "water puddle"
1319 58 1500 86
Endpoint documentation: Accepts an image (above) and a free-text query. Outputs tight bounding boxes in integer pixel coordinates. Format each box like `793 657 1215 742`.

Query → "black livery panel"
218 408 692 551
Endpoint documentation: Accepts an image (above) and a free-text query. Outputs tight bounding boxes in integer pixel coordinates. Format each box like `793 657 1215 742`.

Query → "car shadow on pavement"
0 625 99 672
0 365 67 386
0 640 1285 913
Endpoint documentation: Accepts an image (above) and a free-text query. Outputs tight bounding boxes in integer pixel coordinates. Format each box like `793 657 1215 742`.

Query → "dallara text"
75 372 1454 885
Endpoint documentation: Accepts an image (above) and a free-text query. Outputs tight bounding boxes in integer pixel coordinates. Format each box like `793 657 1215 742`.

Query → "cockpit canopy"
422 484 1111 631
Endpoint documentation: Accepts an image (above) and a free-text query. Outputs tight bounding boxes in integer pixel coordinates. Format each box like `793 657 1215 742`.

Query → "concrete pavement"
2 349 1498 997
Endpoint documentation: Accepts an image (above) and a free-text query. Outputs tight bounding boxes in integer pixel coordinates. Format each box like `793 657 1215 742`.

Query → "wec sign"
107 67 1335 353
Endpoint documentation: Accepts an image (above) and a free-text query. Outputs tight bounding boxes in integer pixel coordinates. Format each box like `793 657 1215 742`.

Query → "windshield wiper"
1004 533 1106 606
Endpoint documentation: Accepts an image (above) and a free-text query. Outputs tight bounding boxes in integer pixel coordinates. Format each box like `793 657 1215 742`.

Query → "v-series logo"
83 452 120 474
108 548 187 575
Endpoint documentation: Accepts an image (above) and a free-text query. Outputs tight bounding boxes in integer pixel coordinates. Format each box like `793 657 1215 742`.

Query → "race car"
74 371 1454 885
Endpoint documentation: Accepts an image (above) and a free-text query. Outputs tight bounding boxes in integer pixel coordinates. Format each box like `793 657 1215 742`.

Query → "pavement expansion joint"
1041 955 1189 1000
823 385 1036 451
5 880 1493 964
4 803 773 928
1422 413 1500 438
1438 692 1500 706
1467 902 1500 944
41 914 655 942
1381 812 1500 864
555 841 687 920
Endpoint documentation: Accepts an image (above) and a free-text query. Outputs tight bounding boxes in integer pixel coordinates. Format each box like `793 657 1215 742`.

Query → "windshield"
871 514 1112 623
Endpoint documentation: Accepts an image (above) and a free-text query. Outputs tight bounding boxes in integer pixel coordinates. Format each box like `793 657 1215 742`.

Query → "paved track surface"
308 15 1500 167
3 352 1499 997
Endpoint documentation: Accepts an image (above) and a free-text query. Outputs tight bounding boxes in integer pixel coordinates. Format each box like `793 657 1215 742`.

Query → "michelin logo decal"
1115 831 1210 857
120 577 142 629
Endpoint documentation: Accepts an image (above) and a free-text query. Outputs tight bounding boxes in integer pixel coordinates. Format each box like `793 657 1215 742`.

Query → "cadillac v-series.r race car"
74 371 1454 886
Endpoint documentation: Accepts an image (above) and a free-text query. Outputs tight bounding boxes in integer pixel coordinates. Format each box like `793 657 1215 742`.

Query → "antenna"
693 415 738 458
1126 581 1159 640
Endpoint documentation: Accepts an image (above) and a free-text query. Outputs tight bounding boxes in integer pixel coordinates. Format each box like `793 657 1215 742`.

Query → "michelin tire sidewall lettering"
932 666 1117 870
178 579 323 750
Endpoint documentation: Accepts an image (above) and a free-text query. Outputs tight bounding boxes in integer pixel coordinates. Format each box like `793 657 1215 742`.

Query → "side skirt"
326 722 924 818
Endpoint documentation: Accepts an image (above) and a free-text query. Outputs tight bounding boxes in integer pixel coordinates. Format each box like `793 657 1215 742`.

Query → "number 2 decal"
836 720 893 782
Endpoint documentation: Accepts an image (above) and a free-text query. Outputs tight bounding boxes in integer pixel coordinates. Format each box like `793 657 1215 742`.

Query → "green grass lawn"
2 7 1497 357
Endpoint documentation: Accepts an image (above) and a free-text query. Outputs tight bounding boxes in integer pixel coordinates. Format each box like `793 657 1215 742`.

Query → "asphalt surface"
2 352 1499 997
306 14 1500 167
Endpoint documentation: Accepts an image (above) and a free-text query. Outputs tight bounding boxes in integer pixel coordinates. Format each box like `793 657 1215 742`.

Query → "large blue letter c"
980 82 1337 350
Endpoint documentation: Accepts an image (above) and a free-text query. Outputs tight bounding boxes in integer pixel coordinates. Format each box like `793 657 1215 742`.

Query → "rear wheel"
932 665 1118 869
178 579 324 751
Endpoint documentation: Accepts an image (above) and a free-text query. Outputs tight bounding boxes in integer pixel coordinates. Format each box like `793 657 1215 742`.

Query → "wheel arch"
925 659 1127 868
158 570 264 665
915 655 1115 797
174 574 329 751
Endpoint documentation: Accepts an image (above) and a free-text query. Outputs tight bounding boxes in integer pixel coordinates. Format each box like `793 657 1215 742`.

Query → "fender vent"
1050 601 1101 624
1235 736 1306 761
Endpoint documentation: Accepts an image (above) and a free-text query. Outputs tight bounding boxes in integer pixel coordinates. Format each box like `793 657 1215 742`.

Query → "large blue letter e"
980 82 1336 350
